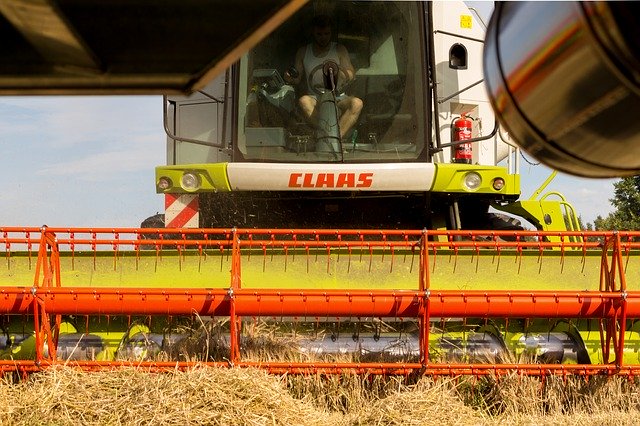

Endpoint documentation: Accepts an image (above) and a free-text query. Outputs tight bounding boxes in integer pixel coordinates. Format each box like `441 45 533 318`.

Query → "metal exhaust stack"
484 2 640 178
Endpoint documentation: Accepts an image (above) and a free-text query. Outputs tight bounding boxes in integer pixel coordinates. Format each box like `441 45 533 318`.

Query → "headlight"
181 172 201 191
463 172 481 191
492 177 505 191
157 176 172 190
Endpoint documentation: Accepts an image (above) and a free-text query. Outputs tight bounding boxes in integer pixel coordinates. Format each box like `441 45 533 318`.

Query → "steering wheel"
307 61 346 96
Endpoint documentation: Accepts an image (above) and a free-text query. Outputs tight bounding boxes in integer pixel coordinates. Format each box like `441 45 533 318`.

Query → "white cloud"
0 96 162 148
1 96 166 227
35 134 163 181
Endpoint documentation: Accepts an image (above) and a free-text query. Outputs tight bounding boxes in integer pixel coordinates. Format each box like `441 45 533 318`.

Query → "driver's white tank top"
303 42 339 92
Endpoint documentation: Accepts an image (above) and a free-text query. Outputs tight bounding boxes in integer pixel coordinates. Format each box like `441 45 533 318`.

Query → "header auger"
1 226 640 378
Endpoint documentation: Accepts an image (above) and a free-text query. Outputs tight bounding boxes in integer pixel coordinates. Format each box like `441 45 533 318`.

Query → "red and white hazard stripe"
165 194 199 228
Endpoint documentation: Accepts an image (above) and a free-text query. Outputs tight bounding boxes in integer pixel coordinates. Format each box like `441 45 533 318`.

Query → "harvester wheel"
485 213 523 231
141 213 165 230
140 213 174 249
485 213 524 241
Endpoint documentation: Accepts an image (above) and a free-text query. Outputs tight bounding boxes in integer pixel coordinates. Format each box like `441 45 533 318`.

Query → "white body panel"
431 2 512 167
227 163 436 191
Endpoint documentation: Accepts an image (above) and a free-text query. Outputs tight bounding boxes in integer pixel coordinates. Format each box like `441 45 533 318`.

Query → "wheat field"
1 366 639 425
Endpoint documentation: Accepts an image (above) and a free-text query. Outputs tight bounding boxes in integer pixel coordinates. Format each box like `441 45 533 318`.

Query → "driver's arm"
337 44 355 83
284 47 305 85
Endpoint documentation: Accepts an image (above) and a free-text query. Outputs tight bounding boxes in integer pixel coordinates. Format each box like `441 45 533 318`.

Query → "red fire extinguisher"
453 114 473 164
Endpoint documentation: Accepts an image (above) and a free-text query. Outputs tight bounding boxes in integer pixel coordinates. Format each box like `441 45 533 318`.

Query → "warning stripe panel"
165 194 199 228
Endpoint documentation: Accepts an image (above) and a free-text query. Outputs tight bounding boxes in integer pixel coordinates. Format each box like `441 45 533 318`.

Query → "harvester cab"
155 0 577 233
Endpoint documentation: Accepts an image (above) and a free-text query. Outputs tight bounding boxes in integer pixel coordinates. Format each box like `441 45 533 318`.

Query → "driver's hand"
339 67 353 83
284 66 299 84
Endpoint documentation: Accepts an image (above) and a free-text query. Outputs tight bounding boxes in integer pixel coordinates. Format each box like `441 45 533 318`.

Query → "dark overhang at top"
0 0 307 95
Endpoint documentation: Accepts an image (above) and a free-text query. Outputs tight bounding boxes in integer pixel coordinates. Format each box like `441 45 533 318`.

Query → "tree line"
587 176 640 231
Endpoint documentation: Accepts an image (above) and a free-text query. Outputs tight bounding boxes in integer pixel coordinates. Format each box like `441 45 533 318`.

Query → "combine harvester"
1 1 640 377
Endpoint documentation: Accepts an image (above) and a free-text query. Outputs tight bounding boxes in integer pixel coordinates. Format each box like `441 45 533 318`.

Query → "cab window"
236 1 427 163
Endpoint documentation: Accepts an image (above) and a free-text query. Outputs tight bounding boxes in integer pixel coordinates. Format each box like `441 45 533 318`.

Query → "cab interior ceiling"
0 0 306 95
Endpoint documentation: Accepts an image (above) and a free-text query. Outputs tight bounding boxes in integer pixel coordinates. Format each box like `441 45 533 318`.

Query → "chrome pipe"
484 2 640 177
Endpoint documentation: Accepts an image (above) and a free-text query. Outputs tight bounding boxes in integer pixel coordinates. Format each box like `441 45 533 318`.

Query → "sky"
0 97 165 227
0 1 616 229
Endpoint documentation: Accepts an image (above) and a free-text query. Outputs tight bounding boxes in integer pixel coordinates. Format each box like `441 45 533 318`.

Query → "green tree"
592 176 640 230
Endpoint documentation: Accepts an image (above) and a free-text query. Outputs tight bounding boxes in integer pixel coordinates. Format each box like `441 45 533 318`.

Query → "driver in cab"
284 14 363 140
